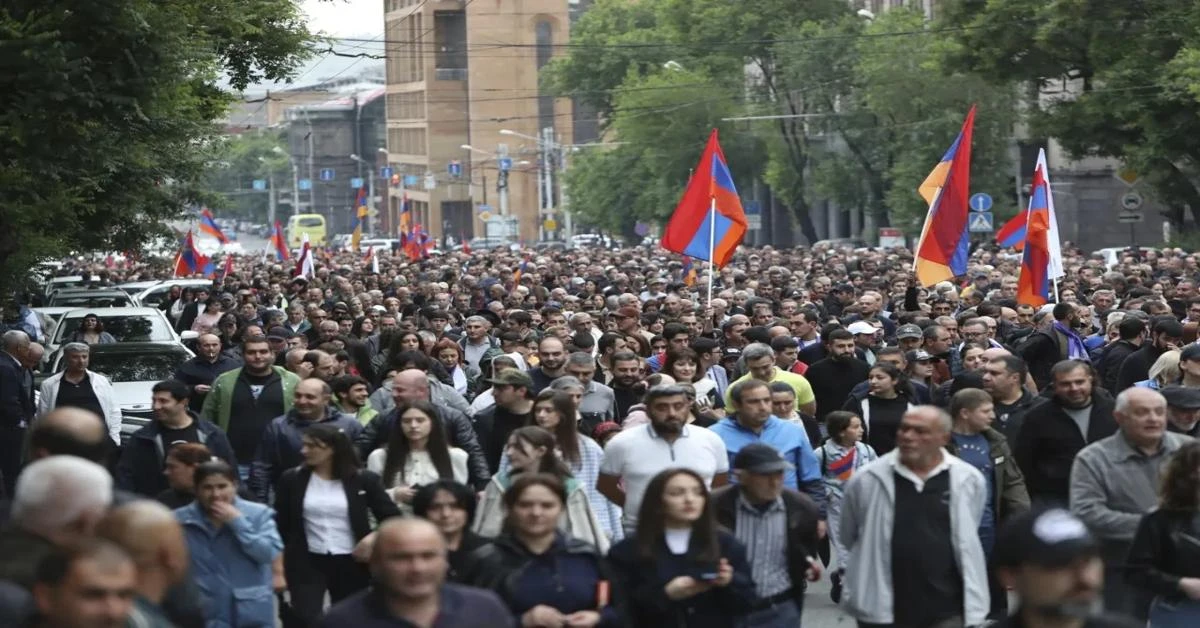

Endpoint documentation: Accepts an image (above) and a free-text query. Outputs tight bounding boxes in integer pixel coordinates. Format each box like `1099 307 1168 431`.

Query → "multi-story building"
382 0 574 243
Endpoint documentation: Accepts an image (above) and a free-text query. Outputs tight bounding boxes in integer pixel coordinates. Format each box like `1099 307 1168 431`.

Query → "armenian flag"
269 221 289 262
398 192 412 240
996 211 1028 250
681 257 697 287
1017 148 1065 306
219 255 234 282
351 186 368 251
913 106 976 287
513 254 530 284
198 209 229 244
173 230 209 277
661 129 746 269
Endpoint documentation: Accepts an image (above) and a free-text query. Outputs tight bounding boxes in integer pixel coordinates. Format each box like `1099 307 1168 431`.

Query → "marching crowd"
3 239 1200 628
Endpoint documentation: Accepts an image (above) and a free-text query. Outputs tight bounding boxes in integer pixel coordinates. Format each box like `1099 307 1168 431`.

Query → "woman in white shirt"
367 399 468 512
274 423 402 626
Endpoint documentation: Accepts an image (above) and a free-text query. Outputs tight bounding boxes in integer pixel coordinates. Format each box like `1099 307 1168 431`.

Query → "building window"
387 91 425 120
434 11 467 80
388 127 427 156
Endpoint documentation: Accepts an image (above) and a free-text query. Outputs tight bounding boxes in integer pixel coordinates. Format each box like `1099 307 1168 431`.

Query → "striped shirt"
733 494 792 597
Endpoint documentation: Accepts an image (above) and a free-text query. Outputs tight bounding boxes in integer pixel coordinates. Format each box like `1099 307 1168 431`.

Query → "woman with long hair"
192 300 226 335
175 460 282 628
342 339 376 384
663 347 724 416
1128 441 1200 625
490 474 621 627
367 400 468 511
474 426 609 552
273 423 401 626
500 390 622 542
349 315 374 341
411 480 498 586
608 468 756 627
159 442 217 509
432 338 481 401
842 362 915 456
69 313 117 344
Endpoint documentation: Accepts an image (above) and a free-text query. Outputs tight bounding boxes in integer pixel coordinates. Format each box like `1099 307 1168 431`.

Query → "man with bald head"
20 342 43 371
249 378 362 501
26 406 115 464
0 329 34 496
1069 387 1186 618
173 332 239 413
356 370 490 489
320 519 512 627
95 502 188 624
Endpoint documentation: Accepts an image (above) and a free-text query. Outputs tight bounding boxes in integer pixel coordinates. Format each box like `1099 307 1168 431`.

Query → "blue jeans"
740 598 800 628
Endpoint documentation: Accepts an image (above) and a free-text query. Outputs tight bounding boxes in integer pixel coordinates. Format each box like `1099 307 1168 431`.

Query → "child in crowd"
817 410 878 603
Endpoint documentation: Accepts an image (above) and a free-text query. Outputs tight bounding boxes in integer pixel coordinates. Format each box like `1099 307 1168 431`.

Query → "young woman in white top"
367 399 468 512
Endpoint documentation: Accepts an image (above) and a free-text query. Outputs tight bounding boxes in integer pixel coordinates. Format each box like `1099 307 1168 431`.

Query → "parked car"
47 288 136 309
118 279 214 309
45 307 196 370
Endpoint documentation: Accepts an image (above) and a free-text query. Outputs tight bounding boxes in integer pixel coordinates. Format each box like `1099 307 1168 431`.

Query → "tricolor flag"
681 257 697 287
270 221 289 262
351 186 368 252
398 192 412 240
913 106 976 287
198 208 229 244
219 254 234 282
513 254 530 284
173 230 209 278
661 129 746 269
1017 148 1065 306
294 233 315 278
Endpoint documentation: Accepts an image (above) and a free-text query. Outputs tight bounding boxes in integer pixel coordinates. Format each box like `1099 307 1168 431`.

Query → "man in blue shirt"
709 379 827 522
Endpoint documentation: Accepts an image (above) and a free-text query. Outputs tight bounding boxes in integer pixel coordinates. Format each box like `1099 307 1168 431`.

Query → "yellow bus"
286 214 327 247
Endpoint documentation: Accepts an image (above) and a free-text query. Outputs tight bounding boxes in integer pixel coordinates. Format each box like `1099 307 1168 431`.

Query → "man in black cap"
711 443 821 626
1161 385 1200 437
472 369 535 472
896 324 924 353
992 508 1139 628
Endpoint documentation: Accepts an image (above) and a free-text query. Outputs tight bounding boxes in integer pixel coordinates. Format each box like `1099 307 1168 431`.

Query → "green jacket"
200 366 300 432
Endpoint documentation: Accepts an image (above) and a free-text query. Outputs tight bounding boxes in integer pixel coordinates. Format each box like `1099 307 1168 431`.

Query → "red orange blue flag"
351 187 368 252
1017 148 1064 306
681 257 697 287
270 221 289 262
198 209 229 244
173 230 209 277
660 129 746 269
996 209 1028 250
914 106 976 287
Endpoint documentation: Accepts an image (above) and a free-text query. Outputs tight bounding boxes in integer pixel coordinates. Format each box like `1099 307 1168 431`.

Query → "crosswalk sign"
968 211 994 233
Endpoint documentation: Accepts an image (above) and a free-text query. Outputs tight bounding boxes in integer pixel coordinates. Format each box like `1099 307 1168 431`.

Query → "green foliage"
0 0 312 290
206 130 290 222
939 0 1200 227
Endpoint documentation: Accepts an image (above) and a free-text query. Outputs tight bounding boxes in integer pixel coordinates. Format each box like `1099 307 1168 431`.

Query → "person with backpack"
815 410 877 603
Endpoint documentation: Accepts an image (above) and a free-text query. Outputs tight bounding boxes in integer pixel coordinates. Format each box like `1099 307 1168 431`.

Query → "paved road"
803 572 855 628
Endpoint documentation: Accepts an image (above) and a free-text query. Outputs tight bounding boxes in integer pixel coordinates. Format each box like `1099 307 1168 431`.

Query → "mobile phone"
698 572 720 581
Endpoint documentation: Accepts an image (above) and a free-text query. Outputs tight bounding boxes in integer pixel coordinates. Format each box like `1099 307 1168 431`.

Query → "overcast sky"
302 0 383 38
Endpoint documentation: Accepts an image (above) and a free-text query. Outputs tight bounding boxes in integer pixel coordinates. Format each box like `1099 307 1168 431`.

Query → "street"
804 575 855 628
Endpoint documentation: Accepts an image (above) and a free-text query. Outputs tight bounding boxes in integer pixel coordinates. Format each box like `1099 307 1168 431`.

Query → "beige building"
382 0 573 243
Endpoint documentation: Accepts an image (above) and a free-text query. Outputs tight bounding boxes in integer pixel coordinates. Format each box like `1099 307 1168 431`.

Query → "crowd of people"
4 239 1200 627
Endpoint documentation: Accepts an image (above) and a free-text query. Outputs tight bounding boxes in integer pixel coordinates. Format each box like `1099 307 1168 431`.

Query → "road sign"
298 178 312 191
319 168 335 181
477 204 492 214
746 214 762 230
424 173 436 190
403 175 420 187
350 177 364 189
543 218 558 231
879 227 905 248
380 166 393 179
1115 166 1140 187
968 211 994 233
252 179 267 191
1117 210 1144 224
745 200 761 215
479 211 492 221
498 157 513 172
969 193 993 212
1121 191 1144 211
448 161 462 178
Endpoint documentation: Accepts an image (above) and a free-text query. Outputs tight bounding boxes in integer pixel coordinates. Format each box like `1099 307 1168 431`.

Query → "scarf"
1053 321 1090 361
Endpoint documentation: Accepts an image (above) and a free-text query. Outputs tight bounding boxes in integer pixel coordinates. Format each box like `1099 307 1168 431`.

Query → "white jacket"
38 371 122 445
838 449 990 625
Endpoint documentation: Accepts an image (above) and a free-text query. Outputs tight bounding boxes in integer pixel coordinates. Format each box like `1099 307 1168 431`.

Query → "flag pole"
706 195 716 308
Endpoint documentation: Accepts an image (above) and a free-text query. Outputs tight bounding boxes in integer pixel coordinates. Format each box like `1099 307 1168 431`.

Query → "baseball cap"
905 349 932 363
896 324 922 340
1161 385 1200 410
722 347 742 360
732 443 794 474
1181 344 1200 362
266 327 293 341
846 321 876 336
487 369 534 388
615 306 639 319
993 508 1100 569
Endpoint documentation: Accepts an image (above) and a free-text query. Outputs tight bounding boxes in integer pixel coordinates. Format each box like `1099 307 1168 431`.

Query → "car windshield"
83 351 185 382
50 294 132 307
297 217 323 227
56 315 173 343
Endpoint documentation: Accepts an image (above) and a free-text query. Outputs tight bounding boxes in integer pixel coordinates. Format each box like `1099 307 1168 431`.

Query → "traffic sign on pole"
448 161 463 178
298 179 312 191
319 168 335 181
969 193 993 212
350 177 364 189
380 166 394 179
968 212 994 233
403 175 419 187
498 157 513 172
424 173 436 191
477 204 492 214
1121 191 1144 211
252 179 268 191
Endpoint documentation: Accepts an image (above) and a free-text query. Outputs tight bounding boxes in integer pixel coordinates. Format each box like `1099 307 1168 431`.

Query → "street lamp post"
500 128 572 241
349 152 378 236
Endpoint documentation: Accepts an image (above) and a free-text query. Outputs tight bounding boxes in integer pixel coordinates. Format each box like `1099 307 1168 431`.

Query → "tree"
0 0 311 289
938 0 1200 228
206 130 291 223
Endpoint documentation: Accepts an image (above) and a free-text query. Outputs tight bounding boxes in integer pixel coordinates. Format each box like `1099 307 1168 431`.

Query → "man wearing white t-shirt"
598 384 729 533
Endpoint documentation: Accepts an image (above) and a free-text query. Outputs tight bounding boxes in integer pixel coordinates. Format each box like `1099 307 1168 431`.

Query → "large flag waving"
1017 148 1065 306
173 230 209 277
270 221 289 262
198 209 229 244
661 129 746 269
914 106 976 287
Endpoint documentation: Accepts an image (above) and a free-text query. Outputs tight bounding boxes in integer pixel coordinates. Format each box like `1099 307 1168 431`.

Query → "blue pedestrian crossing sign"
448 161 463 178
319 168 335 181
969 192 992 212
968 211 994 233
380 166 394 179
498 157 512 172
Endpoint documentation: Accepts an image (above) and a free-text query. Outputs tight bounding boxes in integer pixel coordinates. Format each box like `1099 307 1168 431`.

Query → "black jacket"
248 407 363 501
472 405 533 473
175 300 206 334
1014 393 1117 505
1126 508 1200 601
273 467 401 561
490 533 622 627
993 389 1043 445
803 357 871 422
607 530 757 628
172 355 241 413
446 532 503 587
355 405 491 490
1116 343 1168 392
1017 328 1073 389
1097 339 1139 394
712 485 818 607
115 413 237 497
0 353 33 429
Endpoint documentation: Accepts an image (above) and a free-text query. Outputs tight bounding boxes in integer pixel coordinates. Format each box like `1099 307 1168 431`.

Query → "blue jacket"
175 498 282 628
708 416 828 517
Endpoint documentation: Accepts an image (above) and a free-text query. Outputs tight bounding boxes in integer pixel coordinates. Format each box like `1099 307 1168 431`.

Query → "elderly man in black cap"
1160 385 1200 438
992 508 1140 628
712 443 821 627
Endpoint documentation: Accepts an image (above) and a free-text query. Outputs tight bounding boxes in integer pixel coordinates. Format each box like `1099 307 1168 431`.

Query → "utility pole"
497 143 510 217
267 172 277 227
